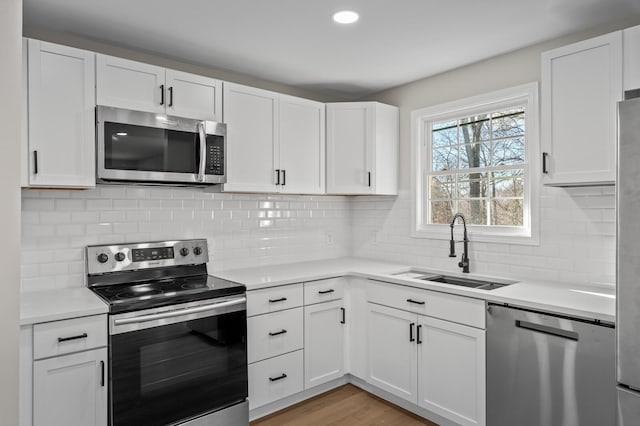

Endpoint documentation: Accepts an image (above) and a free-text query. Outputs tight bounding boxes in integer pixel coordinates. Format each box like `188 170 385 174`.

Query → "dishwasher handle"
515 319 579 341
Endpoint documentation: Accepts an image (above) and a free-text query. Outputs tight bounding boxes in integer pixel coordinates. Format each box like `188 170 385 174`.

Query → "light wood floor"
250 384 439 426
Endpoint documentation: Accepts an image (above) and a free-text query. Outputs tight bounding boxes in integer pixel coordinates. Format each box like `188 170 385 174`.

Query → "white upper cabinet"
96 55 221 121
279 95 326 194
541 32 622 186
326 102 399 195
223 83 279 193
624 25 640 93
223 82 325 194
25 39 96 188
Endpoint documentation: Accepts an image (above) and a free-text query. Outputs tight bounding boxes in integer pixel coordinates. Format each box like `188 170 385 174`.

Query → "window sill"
411 225 540 246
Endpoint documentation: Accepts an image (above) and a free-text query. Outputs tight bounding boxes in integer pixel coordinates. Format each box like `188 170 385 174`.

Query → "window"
411 83 539 243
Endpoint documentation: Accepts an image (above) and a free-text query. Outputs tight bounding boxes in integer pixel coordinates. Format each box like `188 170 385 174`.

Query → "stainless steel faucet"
449 213 470 273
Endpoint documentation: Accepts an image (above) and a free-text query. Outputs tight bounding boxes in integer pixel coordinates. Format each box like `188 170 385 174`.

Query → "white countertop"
20 288 108 325
215 257 616 323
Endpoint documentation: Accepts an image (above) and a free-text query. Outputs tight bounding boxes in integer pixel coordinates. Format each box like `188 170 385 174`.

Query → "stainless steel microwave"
96 106 226 185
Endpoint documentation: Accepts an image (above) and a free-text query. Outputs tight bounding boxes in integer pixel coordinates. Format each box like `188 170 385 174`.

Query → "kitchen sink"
392 270 516 291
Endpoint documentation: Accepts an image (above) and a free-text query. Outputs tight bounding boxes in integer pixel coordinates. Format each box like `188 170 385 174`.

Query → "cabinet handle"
275 169 281 185
417 324 423 344
367 171 371 187
160 84 165 106
318 289 335 294
406 298 425 305
100 360 105 387
282 169 286 186
542 152 549 174
33 151 38 175
340 307 346 324
57 333 88 343
269 373 287 382
409 322 415 342
269 329 287 336
269 297 287 303
168 86 174 107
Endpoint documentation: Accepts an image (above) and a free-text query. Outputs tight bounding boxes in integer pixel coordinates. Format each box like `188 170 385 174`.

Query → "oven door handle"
196 121 207 183
113 297 246 326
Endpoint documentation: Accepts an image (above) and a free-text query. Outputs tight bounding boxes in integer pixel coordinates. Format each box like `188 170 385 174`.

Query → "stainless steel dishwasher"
487 303 616 426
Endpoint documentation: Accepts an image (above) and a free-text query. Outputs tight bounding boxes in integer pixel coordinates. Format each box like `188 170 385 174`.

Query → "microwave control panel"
206 136 224 176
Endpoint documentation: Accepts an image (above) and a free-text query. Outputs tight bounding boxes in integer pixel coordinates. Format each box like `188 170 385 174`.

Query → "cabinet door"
326 103 373 194
624 25 640 93
165 69 222 121
223 82 278 192
33 348 107 426
366 303 417 404
304 300 345 389
279 95 325 194
96 54 165 113
27 40 95 188
541 32 622 186
418 316 486 426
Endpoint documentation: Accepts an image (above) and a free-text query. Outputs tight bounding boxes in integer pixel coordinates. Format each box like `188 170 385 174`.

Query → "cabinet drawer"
247 307 303 363
34 315 107 360
248 350 304 409
367 280 485 329
247 284 303 317
304 277 344 305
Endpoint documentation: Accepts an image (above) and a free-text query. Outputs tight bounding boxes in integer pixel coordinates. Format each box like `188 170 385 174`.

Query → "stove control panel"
87 239 208 275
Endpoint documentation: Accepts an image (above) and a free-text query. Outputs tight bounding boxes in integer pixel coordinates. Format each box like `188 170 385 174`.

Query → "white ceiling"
23 0 640 100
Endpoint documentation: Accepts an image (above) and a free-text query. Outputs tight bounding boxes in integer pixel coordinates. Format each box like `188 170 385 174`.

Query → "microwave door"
197 121 206 183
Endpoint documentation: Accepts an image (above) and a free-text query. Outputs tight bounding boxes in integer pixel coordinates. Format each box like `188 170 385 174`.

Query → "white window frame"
410 82 540 245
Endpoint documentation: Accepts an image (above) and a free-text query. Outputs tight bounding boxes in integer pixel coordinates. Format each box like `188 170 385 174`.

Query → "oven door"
109 296 247 426
97 106 226 185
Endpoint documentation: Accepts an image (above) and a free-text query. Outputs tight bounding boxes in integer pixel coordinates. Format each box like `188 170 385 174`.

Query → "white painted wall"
0 0 22 424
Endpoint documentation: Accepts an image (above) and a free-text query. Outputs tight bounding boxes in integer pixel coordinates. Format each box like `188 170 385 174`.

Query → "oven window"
110 310 247 426
104 122 198 173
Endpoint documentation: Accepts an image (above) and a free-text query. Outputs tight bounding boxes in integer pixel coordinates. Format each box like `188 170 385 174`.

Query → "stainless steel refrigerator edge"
617 93 640 425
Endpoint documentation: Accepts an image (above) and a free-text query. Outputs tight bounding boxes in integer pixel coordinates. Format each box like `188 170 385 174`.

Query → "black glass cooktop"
91 274 245 314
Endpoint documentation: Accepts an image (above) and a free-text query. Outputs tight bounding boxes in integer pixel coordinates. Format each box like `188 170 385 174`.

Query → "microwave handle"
197 121 207 182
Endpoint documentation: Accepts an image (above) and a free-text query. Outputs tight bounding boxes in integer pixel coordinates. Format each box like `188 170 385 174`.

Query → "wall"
21 186 350 290
350 22 640 286
0 0 22 424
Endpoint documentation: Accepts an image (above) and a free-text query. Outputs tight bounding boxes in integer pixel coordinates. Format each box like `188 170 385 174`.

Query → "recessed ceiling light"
333 10 359 24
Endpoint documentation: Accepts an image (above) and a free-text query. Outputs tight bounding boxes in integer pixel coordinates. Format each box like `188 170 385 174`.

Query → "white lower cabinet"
304 299 345 389
366 303 418 403
33 348 107 426
418 316 486 426
247 307 303 363
248 350 304 409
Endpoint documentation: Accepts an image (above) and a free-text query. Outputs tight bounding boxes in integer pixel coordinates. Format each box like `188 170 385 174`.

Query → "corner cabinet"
223 83 325 194
326 102 399 195
24 39 96 188
541 31 622 186
96 54 222 121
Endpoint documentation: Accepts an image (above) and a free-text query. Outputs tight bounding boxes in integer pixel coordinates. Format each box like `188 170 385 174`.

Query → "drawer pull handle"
57 333 88 343
269 297 287 303
417 324 423 344
269 329 287 337
406 299 425 305
269 373 287 382
318 289 335 294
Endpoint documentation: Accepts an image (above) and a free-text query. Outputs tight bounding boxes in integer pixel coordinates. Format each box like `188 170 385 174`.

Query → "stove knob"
97 253 109 264
115 252 126 262
193 247 203 256
180 248 190 257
